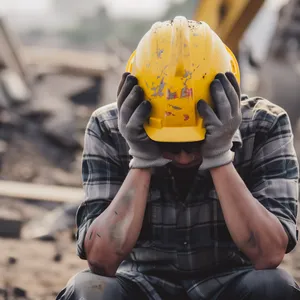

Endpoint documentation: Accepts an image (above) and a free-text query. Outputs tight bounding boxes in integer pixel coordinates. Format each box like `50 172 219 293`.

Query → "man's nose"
174 151 195 164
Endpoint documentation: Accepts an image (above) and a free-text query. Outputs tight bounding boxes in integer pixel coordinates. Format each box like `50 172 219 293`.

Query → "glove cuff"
199 150 234 170
129 157 171 169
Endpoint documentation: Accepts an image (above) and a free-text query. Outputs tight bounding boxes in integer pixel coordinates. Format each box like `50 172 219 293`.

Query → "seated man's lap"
216 268 300 300
55 269 148 300
56 268 300 300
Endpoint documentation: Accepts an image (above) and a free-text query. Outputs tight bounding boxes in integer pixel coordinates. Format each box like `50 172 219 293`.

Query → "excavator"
193 0 300 136
195 0 300 157
193 0 266 57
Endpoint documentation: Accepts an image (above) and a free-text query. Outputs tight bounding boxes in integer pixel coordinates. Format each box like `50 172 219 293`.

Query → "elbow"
253 251 285 270
85 243 121 277
252 230 288 270
87 259 118 277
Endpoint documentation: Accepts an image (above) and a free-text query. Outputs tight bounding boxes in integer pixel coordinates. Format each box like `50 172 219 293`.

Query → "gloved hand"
197 72 242 170
117 73 171 169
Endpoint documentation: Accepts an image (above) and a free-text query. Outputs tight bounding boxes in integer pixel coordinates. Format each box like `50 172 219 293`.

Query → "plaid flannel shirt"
75 96 299 300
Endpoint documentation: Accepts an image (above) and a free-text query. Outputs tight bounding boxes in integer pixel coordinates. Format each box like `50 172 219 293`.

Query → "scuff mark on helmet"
156 48 164 58
168 104 182 110
165 111 175 116
183 114 190 121
183 70 192 78
151 77 165 97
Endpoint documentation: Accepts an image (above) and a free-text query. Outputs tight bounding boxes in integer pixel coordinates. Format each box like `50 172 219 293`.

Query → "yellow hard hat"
126 16 240 142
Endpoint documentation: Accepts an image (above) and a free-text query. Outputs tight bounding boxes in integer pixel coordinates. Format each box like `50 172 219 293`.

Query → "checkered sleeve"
76 112 124 259
250 109 299 253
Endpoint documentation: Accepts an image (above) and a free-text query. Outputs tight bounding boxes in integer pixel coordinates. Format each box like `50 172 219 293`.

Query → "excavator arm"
193 0 265 55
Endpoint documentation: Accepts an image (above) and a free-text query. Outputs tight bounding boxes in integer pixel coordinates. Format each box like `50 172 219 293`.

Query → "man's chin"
171 160 202 169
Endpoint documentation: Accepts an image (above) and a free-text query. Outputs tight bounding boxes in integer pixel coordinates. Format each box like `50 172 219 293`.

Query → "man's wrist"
129 157 170 170
129 166 154 175
199 150 234 171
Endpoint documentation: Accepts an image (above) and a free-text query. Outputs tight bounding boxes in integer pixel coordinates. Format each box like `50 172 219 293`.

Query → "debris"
11 161 38 182
50 168 82 187
0 218 23 238
0 110 20 130
21 203 79 240
53 253 62 263
42 114 80 149
0 139 8 154
35 73 96 100
69 77 102 107
0 85 10 108
8 256 17 265
0 69 31 104
52 229 73 264
4 255 19 299
0 180 84 203
13 287 27 298
0 286 29 300
0 15 125 300
0 205 23 238
0 18 31 86
23 45 120 77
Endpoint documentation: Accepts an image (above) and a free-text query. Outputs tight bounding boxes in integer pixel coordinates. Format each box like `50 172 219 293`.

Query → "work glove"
197 72 242 170
117 73 171 169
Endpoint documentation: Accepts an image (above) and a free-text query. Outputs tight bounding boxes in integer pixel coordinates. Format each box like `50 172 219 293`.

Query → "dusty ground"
0 238 87 300
0 236 299 300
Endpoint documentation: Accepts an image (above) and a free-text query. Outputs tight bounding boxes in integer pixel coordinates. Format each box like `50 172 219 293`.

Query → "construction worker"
57 17 300 299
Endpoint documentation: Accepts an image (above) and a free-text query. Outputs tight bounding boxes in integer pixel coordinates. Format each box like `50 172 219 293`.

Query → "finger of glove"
117 72 130 97
215 73 240 116
197 100 222 127
119 85 144 127
225 72 241 113
126 100 152 135
225 72 241 102
117 75 138 112
210 78 232 120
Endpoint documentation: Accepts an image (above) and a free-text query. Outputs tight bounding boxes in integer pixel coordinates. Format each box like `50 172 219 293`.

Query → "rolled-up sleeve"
76 112 125 259
250 111 299 253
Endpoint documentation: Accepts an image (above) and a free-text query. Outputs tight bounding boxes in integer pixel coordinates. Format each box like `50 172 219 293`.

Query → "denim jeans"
56 268 300 300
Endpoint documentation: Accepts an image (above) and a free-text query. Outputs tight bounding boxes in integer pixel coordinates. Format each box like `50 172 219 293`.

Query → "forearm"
210 163 288 269
84 168 152 276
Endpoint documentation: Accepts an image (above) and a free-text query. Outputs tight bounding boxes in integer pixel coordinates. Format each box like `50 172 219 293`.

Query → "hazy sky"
103 0 169 18
0 0 290 33
0 0 290 18
0 0 185 17
0 0 50 13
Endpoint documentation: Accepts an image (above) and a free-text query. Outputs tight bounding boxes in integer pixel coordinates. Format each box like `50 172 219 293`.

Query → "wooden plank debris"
23 46 121 77
0 180 84 203
0 18 30 86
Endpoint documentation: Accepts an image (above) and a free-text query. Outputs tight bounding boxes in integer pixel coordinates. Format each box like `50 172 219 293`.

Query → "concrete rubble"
0 17 125 245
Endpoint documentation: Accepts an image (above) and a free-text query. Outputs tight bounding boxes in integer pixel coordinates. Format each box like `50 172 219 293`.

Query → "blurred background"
0 0 300 299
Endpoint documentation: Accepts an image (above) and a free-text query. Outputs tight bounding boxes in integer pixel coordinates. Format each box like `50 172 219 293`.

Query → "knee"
56 269 115 300
241 268 299 299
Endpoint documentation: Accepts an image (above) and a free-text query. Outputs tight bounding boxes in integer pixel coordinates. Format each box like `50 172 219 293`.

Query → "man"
57 17 300 299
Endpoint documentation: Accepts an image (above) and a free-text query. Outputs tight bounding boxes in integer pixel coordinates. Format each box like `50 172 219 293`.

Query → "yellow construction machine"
194 0 300 157
193 0 265 56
